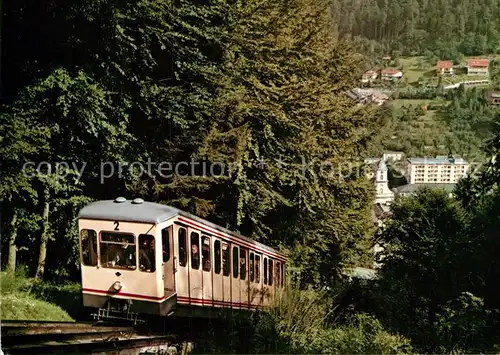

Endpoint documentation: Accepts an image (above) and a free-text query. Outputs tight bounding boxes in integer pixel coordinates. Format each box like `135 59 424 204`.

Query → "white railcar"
78 197 287 320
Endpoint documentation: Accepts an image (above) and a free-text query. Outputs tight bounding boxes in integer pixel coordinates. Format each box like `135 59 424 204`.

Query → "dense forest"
333 0 500 58
2 0 500 353
1 0 378 285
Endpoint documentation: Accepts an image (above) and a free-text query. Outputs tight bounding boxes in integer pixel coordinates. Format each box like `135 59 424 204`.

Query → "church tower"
374 160 394 204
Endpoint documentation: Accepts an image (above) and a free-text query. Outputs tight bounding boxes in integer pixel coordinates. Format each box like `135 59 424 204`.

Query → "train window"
178 228 187 267
161 227 171 262
264 258 268 285
232 246 239 278
240 248 247 280
255 255 261 283
276 262 280 287
249 253 255 282
202 236 211 272
222 243 230 276
139 234 156 272
81 229 97 266
100 231 136 270
269 259 273 286
214 240 221 274
191 232 200 270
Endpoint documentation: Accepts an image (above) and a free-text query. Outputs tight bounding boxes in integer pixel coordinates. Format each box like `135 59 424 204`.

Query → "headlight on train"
112 281 123 291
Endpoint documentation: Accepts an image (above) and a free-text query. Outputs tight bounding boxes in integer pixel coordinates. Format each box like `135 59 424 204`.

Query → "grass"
1 293 73 321
398 57 433 83
390 99 436 110
0 269 75 321
30 281 84 320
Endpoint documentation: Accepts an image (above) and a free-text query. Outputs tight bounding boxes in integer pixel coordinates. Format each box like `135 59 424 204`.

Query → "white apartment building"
406 156 469 184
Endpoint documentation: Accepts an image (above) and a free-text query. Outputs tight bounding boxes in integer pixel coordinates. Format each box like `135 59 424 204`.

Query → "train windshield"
100 232 137 270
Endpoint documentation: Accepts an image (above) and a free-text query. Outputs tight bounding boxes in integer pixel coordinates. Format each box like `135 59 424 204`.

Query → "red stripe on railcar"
177 296 262 308
82 288 167 301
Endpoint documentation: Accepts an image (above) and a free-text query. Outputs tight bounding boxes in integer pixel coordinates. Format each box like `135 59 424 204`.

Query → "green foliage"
323 314 412 355
197 289 412 354
373 172 500 353
0 268 33 295
126 0 379 285
366 86 499 161
1 294 74 322
0 270 74 321
443 87 499 161
30 281 83 320
433 292 493 352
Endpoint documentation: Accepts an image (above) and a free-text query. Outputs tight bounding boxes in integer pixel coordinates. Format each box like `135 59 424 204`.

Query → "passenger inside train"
139 235 155 272
191 243 200 268
202 238 210 271
100 232 136 269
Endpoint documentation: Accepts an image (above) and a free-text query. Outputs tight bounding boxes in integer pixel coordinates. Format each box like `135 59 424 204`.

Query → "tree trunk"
7 210 18 272
35 188 50 280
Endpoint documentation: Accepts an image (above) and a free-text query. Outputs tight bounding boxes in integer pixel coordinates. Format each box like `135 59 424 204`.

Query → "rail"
1 320 181 355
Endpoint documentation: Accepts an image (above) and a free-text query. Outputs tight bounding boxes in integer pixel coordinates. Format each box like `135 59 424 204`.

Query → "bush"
323 314 412 355
433 292 495 353
196 288 413 354
252 288 331 353
30 281 83 320
0 267 33 295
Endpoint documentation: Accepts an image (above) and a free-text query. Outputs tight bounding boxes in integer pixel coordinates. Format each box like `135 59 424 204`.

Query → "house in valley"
361 70 378 83
436 61 454 75
381 69 403 81
466 59 489 76
343 88 389 106
486 91 500 105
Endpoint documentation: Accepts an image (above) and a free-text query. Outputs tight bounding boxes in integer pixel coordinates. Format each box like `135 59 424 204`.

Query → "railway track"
1 320 181 355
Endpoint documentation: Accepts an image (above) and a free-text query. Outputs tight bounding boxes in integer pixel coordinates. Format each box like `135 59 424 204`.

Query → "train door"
212 238 223 307
174 225 189 300
275 261 281 297
201 235 213 306
161 225 175 297
222 242 231 308
231 244 240 309
188 229 202 304
239 247 249 309
282 263 286 288
262 256 269 306
268 258 275 303
250 252 261 308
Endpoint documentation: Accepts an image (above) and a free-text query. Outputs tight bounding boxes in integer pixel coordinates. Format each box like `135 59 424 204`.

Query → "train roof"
78 198 285 258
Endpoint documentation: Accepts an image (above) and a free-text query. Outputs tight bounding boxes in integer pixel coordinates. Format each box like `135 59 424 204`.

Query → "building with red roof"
436 61 454 75
380 69 403 80
466 58 489 76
